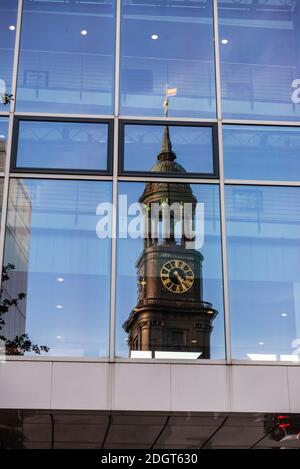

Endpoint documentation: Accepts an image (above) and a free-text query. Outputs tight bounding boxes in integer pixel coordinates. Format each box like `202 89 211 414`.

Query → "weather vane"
163 85 177 117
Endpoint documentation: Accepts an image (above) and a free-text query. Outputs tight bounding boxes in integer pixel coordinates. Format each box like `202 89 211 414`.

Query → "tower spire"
158 125 176 162
162 125 172 152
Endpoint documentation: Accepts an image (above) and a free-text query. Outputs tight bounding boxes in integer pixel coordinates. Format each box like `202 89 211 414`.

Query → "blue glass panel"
226 185 300 362
116 182 225 359
120 0 216 118
16 120 109 171
223 125 300 182
0 0 18 110
218 1 300 121
16 0 116 114
3 179 112 357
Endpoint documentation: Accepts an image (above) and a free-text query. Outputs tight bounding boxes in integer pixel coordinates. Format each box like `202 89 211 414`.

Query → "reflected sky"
226 185 300 360
3 179 112 357
16 0 116 114
116 182 225 359
16 120 109 171
120 0 216 117
223 125 300 181
218 0 300 120
123 124 214 174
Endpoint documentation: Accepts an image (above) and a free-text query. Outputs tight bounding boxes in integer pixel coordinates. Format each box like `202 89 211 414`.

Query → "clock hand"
174 270 185 288
175 270 190 289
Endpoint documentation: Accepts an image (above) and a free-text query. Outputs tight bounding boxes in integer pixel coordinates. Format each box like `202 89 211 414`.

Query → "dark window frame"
11 116 114 175
118 120 219 179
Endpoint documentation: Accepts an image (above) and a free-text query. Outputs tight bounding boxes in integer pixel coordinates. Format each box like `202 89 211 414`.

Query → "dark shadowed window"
121 123 217 176
14 119 111 173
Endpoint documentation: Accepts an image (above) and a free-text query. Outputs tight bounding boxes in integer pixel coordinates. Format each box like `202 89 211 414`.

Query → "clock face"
160 259 194 294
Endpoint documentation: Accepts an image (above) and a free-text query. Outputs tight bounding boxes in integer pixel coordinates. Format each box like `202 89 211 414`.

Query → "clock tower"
123 126 217 358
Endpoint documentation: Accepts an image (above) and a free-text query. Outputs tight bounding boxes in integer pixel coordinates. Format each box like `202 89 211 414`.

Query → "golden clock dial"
160 259 194 294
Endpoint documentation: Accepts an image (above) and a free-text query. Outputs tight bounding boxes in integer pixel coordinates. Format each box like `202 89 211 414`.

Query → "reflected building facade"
123 126 217 358
2 179 31 340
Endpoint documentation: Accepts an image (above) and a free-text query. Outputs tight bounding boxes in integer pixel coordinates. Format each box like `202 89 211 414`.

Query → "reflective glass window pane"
3 179 112 357
226 185 300 362
218 1 300 121
223 125 300 182
0 118 9 172
120 0 216 118
15 120 109 172
116 182 225 359
123 124 215 175
16 1 116 114
0 0 18 110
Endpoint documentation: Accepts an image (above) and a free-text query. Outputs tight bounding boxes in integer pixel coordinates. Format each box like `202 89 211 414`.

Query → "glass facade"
226 185 300 361
116 182 224 359
218 0 300 121
3 179 112 357
0 0 299 364
223 125 300 181
120 0 216 118
16 0 116 114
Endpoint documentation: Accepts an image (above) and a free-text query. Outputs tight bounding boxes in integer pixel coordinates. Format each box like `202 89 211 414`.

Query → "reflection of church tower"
123 126 217 358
